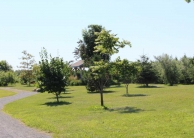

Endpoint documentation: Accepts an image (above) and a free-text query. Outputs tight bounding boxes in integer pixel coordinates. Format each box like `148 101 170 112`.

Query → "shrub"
0 71 17 86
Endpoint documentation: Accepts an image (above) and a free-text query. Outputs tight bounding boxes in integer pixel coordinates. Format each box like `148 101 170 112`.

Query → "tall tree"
73 25 110 65
179 55 194 84
18 50 35 85
38 48 70 102
90 29 131 106
155 54 180 86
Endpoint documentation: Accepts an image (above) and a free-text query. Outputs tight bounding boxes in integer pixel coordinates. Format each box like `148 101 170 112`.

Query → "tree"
179 55 194 84
0 60 12 72
185 0 193 3
0 60 17 86
136 55 158 87
38 48 70 102
155 54 180 86
90 29 131 106
114 57 138 96
73 25 110 66
0 71 17 86
18 50 35 86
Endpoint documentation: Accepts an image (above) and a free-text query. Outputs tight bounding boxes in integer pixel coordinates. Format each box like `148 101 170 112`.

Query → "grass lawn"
8 83 36 91
3 84 194 138
0 89 16 98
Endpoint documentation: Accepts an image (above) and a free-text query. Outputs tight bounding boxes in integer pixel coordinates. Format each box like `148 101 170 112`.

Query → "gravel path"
0 88 51 138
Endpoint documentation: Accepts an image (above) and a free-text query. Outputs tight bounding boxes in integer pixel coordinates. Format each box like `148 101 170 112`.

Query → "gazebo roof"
71 60 84 68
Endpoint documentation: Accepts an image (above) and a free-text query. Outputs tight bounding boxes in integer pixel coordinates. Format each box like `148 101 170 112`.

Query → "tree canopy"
155 54 180 86
185 0 193 3
0 60 12 72
114 57 138 96
38 48 70 102
90 29 131 106
18 50 35 85
136 55 157 87
73 25 105 63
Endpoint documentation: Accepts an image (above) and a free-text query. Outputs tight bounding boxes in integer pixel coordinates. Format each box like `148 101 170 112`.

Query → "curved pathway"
0 88 51 138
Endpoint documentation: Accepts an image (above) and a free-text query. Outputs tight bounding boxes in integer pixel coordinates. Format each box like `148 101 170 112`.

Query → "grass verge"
3 84 194 138
0 89 16 98
8 83 36 91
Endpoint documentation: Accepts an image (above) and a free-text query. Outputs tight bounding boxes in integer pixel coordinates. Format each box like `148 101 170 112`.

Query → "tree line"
1 24 194 106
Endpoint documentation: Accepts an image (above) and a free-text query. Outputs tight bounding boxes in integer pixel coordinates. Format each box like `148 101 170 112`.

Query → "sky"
0 0 194 70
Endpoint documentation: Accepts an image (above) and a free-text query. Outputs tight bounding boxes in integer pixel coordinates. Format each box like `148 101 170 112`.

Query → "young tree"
136 55 158 87
38 48 70 102
90 29 131 106
18 50 35 86
114 57 138 96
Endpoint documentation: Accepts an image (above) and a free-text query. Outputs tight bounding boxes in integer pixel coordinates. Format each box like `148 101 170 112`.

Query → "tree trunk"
56 93 59 102
100 89 104 106
126 84 129 96
146 83 148 87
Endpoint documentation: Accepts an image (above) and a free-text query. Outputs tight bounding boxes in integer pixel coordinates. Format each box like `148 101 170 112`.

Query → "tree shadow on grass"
41 101 72 106
47 96 73 99
136 85 163 88
107 106 144 114
122 94 148 97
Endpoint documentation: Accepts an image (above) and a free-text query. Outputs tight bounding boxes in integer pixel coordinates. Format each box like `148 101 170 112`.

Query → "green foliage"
18 50 36 86
94 29 131 55
31 64 41 87
69 79 82 86
113 57 138 95
136 55 158 87
0 60 12 71
38 48 71 102
73 25 106 63
0 71 17 86
179 55 194 84
4 85 194 138
68 75 83 86
155 54 180 86
185 0 193 3
89 29 131 106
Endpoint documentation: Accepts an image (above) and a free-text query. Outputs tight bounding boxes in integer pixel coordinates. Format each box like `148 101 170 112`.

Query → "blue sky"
0 0 194 70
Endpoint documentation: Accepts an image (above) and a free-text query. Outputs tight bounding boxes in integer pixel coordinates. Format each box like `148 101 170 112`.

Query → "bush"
69 79 82 86
68 75 84 86
110 79 121 86
0 71 17 86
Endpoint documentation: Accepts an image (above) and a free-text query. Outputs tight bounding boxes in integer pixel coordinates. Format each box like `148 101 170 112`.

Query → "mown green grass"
8 83 36 91
0 89 16 98
4 84 194 138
